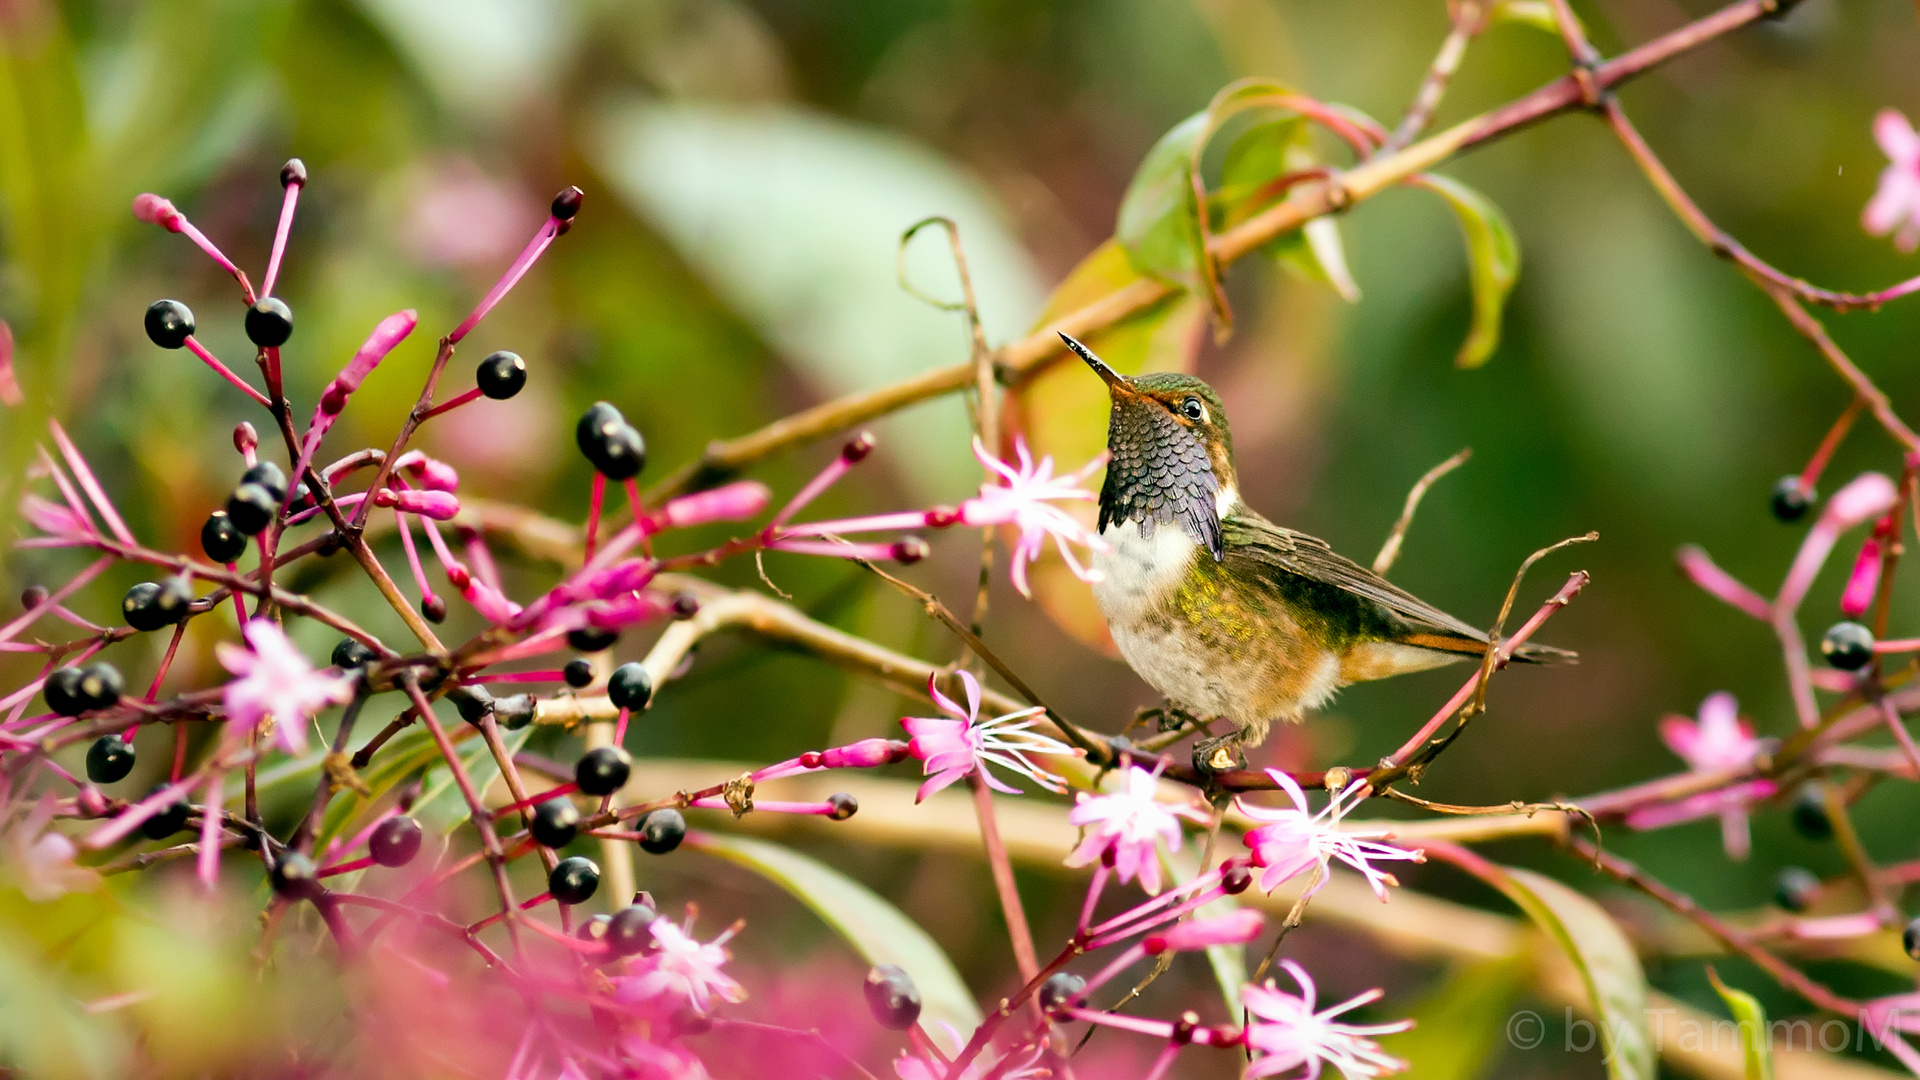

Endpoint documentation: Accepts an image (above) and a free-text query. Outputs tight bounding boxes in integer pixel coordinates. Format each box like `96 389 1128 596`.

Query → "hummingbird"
1060 332 1574 771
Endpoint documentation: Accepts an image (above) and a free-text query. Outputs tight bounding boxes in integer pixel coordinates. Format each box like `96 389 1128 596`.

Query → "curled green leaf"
1706 967 1775 1080
1410 173 1520 367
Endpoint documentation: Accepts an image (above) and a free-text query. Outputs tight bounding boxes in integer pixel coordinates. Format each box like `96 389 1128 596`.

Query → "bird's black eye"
1181 397 1205 422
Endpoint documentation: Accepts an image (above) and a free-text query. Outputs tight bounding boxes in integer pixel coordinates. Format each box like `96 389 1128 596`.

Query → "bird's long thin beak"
1058 332 1131 396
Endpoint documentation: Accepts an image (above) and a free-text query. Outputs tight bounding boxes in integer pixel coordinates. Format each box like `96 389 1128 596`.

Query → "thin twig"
1372 447 1471 577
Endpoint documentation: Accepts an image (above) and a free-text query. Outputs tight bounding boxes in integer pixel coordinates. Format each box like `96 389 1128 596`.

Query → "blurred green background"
5 0 1920 1075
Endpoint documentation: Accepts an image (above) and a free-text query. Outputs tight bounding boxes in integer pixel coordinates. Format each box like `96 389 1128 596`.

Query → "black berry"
1822 622 1875 670
76 663 123 712
271 852 320 898
1906 917 1920 961
576 403 646 480
574 747 632 797
552 187 584 221
1222 863 1253 894
369 816 423 867
144 299 195 349
20 585 48 609
477 351 527 400
578 913 613 944
421 595 447 624
1038 972 1086 1012
201 511 247 563
893 537 930 564
864 965 922 1030
1771 476 1815 522
123 578 191 632
548 855 600 905
495 693 536 730
1791 784 1834 840
140 792 191 839
245 297 294 347
608 663 653 712
332 638 377 669
226 483 277 535
1774 866 1820 912
449 685 495 725
86 735 136 784
671 593 699 620
563 658 594 688
243 462 288 503
43 667 86 716
280 158 307 188
606 903 658 956
568 627 618 653
638 809 685 855
532 798 580 848
826 793 858 821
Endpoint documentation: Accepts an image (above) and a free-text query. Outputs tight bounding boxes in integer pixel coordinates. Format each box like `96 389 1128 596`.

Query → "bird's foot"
1129 702 1200 736
1191 734 1246 777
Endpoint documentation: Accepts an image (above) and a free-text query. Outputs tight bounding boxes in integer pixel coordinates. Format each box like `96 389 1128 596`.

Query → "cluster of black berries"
576 402 645 480
47 663 122 718
578 899 659 957
122 578 194 632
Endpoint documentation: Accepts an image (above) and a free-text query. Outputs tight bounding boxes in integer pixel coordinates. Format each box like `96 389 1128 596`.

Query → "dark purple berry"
495 693 536 730
421 595 448 624
638 809 685 855
608 663 652 712
1822 622 1875 670
202 511 247 563
575 747 632 797
551 187 583 221
140 792 191 839
226 483 277 536
532 798 580 848
568 627 619 653
864 965 922 1029
477 351 527 400
1774 866 1820 912
548 856 600 905
86 735 136 784
892 537 930 564
271 852 320 898
43 667 86 716
1222 863 1253 895
1038 972 1085 1012
245 297 294 347
242 462 289 504
563 658 594 688
606 902 657 956
576 403 645 480
1771 476 1815 522
145 300 194 349
577 913 613 944
331 638 377 670
76 663 123 712
280 158 307 188
20 585 48 609
123 578 191 632
826 793 858 821
449 685 494 725
1792 784 1833 840
369 816 423 867
670 593 699 619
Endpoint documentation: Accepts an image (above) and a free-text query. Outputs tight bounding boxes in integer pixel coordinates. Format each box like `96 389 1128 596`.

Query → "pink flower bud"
1144 910 1266 954
820 739 911 769
394 490 459 520
660 481 771 529
320 310 417 418
462 575 522 624
395 450 460 492
1824 473 1900 533
132 193 182 230
1841 537 1884 618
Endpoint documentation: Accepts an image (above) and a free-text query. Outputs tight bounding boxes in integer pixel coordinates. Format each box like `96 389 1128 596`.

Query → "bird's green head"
1059 333 1237 557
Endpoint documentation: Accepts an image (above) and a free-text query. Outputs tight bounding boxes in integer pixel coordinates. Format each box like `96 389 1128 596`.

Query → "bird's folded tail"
1400 632 1578 665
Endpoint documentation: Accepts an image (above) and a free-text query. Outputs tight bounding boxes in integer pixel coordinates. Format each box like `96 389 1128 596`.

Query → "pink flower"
893 1026 1045 1080
216 619 356 755
1144 909 1266 953
959 437 1109 598
1861 991 1920 1074
657 481 771 530
900 670 1073 802
1238 770 1424 902
1638 692 1768 859
1244 960 1412 1080
612 916 745 1015
1865 109 1920 253
1842 535 1885 618
6 799 94 901
1063 764 1208 894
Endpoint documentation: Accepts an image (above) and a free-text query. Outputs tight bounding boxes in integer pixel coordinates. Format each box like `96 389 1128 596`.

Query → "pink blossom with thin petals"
1243 961 1412 1080
900 669 1073 802
892 1025 1045 1080
611 917 745 1015
1063 764 1207 894
18 493 91 539
958 436 1109 598
461 574 523 624
1638 692 1767 859
1145 909 1266 953
1238 770 1424 901
216 619 355 755
1866 109 1920 253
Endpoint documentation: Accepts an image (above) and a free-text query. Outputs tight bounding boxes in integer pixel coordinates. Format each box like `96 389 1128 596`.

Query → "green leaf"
1214 115 1359 301
1707 968 1775 1080
1410 173 1520 368
1115 111 1210 287
1377 959 1528 1080
688 832 981 1035
1494 868 1653 1080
